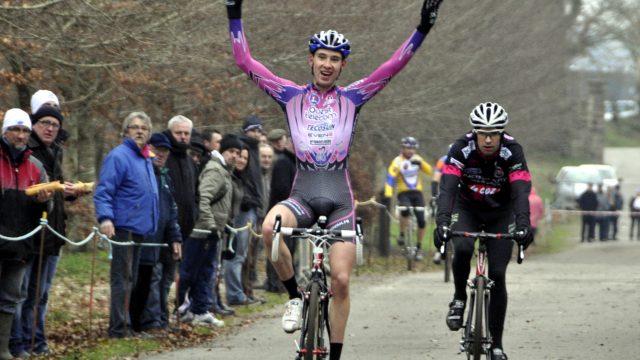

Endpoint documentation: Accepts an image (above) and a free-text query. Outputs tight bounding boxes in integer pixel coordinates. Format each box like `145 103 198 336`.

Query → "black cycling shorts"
397 190 426 228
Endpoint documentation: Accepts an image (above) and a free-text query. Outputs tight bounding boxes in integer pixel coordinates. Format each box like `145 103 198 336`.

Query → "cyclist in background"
433 102 533 360
430 145 450 264
225 0 445 358
384 136 433 260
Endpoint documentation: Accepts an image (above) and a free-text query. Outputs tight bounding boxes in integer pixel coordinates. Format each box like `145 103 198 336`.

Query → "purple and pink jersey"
229 19 426 232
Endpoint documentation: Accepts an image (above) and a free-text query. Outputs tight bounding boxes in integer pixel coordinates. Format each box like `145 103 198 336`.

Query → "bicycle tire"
406 222 414 271
303 282 322 360
473 277 485 360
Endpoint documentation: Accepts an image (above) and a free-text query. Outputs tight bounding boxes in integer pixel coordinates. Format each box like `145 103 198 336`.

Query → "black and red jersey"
436 131 531 228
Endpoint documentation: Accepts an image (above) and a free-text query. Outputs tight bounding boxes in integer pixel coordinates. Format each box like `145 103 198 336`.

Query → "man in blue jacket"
94 111 159 338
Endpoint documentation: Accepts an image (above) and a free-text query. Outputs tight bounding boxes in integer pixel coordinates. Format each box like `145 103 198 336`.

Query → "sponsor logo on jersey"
311 139 331 145
307 123 335 132
309 93 320 105
494 166 504 178
305 106 337 122
510 162 524 171
469 184 500 195
499 146 512 160
465 168 482 175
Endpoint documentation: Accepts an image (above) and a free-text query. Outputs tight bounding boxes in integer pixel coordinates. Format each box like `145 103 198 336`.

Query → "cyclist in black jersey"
433 102 533 360
226 1 444 359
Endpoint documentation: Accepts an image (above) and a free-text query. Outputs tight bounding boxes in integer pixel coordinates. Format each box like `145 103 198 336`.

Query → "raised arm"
226 0 302 104
343 0 444 106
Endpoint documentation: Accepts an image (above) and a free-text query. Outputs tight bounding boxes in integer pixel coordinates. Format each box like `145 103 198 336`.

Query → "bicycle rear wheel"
302 282 323 360
472 277 486 360
406 224 414 271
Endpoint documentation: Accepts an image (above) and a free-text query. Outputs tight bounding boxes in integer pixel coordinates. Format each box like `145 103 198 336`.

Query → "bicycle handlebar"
444 230 525 264
271 215 364 265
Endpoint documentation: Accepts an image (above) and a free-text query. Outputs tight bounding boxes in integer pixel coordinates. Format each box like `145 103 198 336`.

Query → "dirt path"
144 238 640 360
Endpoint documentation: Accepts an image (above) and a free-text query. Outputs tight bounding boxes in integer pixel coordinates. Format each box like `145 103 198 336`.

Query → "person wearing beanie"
0 108 51 359
30 90 59 114
9 102 85 357
177 133 241 327
94 111 159 338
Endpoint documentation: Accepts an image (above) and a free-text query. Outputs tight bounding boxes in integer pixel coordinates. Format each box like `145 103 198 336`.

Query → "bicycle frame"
271 215 363 360
449 230 523 360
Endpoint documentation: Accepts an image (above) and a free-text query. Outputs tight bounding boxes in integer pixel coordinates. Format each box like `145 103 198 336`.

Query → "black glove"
417 0 444 34
514 225 533 250
380 196 391 209
433 223 451 252
225 0 242 19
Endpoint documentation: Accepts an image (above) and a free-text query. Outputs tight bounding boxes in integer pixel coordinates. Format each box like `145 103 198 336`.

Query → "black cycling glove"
225 0 242 19
433 223 450 251
417 0 444 34
514 225 533 250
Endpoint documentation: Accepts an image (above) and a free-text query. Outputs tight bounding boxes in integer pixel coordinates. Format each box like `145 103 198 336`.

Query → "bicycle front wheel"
473 277 486 360
303 282 323 360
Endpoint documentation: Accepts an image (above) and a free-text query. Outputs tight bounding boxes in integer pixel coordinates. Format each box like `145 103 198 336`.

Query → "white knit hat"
3 108 32 134
30 90 60 113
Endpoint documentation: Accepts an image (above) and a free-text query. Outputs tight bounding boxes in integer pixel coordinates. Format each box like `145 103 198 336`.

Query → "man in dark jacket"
163 115 198 243
578 183 598 242
264 130 296 293
11 103 89 357
94 111 159 338
130 133 182 333
0 108 51 359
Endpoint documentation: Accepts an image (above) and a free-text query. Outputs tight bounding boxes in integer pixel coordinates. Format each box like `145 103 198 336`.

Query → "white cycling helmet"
469 102 509 129
401 136 419 149
309 30 351 58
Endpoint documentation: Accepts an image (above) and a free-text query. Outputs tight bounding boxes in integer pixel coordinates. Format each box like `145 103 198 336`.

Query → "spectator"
202 128 222 155
244 143 274 292
0 109 51 359
609 184 623 240
130 133 182 333
94 111 159 338
225 147 260 305
178 134 241 326
528 186 544 245
578 183 598 242
629 188 640 240
264 131 296 293
189 129 208 172
11 100 88 357
163 115 198 244
596 184 610 241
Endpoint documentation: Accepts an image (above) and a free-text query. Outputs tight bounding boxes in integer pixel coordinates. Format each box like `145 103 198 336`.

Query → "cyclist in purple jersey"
226 1 444 358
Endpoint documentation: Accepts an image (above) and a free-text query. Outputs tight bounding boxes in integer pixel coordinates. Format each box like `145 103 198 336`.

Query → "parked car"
578 164 619 189
604 100 639 122
552 166 602 209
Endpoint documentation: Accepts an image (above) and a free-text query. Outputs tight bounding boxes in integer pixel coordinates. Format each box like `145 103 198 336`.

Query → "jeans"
129 264 157 332
158 261 176 327
178 232 219 315
225 209 255 304
10 255 58 355
108 230 142 338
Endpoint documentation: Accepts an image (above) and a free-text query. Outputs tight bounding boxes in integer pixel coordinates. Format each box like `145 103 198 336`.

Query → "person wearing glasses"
0 108 51 359
94 111 159 338
433 102 533 360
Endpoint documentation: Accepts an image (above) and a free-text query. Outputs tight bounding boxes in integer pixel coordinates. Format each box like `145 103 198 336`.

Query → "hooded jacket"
0 139 49 261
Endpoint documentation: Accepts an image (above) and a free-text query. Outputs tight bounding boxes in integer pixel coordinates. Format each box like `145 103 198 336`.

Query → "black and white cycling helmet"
401 136 419 149
309 30 351 58
469 102 509 130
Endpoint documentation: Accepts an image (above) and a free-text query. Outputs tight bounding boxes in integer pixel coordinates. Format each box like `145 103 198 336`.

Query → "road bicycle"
271 215 364 360
396 205 426 271
443 229 524 360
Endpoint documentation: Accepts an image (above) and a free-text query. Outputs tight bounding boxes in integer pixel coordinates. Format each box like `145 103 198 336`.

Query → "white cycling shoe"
282 298 303 333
